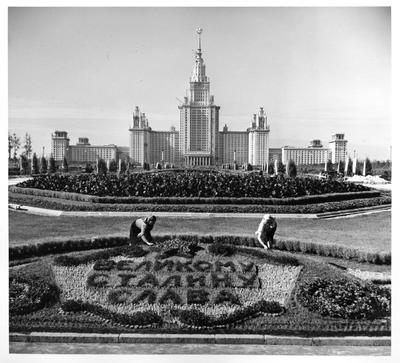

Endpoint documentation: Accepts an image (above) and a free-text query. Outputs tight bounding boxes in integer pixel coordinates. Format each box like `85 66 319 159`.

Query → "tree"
63 156 69 173
347 158 353 176
40 156 48 174
20 155 29 175
326 159 333 173
355 161 362 175
10 133 21 159
267 163 274 175
288 159 297 178
119 160 127 173
97 158 107 175
8 134 13 160
31 153 39 174
338 160 345 175
49 156 57 173
277 160 285 174
23 133 32 158
365 158 373 175
109 159 118 172
85 163 94 173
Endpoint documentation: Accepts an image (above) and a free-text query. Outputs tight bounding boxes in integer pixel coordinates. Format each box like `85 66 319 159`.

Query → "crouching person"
255 214 277 249
129 215 157 246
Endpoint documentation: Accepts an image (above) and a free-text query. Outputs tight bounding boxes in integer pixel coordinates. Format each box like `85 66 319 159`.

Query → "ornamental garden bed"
9 171 391 213
9 238 391 336
14 172 372 198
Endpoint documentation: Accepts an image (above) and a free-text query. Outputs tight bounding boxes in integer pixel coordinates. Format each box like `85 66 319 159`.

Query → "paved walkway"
8 342 391 355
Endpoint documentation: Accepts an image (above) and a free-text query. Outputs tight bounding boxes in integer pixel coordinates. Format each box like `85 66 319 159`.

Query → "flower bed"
50 246 301 327
9 262 59 316
9 243 391 335
16 172 370 198
297 277 390 320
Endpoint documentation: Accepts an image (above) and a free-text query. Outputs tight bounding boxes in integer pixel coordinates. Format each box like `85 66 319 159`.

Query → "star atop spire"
196 27 203 50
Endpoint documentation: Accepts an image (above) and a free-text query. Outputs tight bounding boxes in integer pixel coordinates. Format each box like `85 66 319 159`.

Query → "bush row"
9 236 128 261
8 192 391 214
9 234 391 265
53 245 147 266
9 185 380 205
272 239 391 265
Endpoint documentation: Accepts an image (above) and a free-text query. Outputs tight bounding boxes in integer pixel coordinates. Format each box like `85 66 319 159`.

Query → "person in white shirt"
255 214 277 249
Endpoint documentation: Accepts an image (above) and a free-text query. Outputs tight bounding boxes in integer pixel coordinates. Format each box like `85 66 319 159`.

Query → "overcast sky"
8 7 391 160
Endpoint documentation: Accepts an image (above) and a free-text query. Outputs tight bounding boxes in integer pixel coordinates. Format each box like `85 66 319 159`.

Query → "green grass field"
8 210 391 253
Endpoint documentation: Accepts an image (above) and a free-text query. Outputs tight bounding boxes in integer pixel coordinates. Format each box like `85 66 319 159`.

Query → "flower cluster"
156 238 201 259
18 172 369 198
298 278 391 320
208 243 236 257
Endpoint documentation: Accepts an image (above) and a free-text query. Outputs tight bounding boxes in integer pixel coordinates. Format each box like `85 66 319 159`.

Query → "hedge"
8 192 391 214
9 234 391 265
9 185 380 205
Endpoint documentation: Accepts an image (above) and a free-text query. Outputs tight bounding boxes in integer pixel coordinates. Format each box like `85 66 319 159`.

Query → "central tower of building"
178 28 220 166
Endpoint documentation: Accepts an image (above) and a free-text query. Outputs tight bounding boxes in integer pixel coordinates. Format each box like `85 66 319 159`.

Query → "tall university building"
129 28 270 167
51 29 348 167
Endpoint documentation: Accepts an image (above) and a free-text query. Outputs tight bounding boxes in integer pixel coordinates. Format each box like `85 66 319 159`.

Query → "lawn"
8 210 391 253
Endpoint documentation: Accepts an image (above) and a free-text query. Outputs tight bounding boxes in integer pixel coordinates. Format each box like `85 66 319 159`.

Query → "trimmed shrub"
49 156 56 173
62 157 68 173
31 153 39 174
288 160 297 178
97 159 107 175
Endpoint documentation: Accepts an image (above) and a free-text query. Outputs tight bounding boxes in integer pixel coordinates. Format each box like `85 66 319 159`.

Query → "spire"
191 27 208 83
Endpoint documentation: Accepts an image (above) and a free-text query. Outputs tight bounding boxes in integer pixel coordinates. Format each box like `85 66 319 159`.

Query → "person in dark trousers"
129 216 157 246
255 214 277 249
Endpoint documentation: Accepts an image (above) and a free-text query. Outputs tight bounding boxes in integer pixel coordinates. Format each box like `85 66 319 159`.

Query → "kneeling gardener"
129 215 157 246
255 214 277 249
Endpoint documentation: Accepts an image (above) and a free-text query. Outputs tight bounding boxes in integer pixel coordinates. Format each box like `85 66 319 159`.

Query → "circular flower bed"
297 278 391 320
17 172 369 198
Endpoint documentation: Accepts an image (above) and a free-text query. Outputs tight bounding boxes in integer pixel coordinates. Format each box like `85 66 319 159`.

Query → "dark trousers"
129 220 141 246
